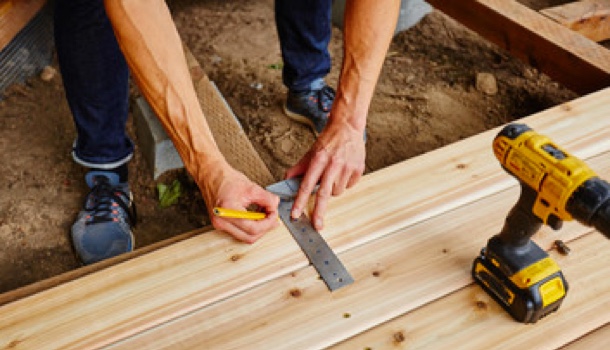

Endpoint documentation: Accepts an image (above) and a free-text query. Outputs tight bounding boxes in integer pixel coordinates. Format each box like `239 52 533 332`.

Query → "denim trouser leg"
55 0 133 169
275 0 333 92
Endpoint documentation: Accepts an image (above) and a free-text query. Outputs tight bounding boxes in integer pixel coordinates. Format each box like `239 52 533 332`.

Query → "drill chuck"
567 177 610 239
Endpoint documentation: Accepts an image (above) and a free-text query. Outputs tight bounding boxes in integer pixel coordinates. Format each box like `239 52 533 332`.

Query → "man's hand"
286 118 365 230
284 0 399 231
198 160 280 243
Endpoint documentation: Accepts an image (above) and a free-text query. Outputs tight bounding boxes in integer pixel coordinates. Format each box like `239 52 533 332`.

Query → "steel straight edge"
1 88 610 349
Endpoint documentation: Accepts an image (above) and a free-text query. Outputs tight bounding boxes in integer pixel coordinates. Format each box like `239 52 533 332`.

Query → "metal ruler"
268 178 353 291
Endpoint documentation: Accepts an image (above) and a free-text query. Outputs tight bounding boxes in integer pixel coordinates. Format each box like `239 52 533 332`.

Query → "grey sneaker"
284 85 335 136
71 171 137 264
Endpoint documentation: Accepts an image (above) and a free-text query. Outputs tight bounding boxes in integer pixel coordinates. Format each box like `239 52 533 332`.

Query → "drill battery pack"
472 237 569 323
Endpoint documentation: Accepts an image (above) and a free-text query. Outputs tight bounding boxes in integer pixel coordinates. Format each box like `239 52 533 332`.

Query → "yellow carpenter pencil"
213 207 267 220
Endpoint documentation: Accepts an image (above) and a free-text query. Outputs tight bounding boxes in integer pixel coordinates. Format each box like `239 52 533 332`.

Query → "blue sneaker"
71 171 137 264
284 84 335 136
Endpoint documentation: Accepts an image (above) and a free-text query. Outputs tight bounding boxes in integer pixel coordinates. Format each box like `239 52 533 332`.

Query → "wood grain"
561 323 610 349
0 227 211 307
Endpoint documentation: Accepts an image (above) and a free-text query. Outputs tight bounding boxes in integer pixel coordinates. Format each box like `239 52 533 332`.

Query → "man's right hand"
104 2 279 243
198 160 280 243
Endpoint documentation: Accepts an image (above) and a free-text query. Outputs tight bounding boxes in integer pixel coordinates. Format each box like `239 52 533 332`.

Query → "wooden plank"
108 152 610 349
426 0 610 94
541 1 610 42
0 227 212 307
0 0 46 51
331 232 610 350
561 323 610 349
1 88 610 349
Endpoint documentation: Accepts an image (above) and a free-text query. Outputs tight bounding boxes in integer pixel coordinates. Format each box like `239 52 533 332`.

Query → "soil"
0 0 578 294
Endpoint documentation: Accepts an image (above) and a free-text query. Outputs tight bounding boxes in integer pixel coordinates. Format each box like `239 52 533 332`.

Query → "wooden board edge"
0 227 212 307
560 323 610 349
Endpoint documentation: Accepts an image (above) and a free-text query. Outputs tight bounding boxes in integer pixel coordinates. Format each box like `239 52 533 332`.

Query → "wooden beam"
0 0 46 51
541 1 610 42
1 88 610 348
427 0 610 94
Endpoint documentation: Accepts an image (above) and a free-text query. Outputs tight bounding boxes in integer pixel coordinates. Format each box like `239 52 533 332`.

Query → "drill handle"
498 184 544 247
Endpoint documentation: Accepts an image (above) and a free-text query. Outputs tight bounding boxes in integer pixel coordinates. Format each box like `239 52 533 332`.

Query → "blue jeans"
55 0 133 169
275 0 332 92
54 0 332 168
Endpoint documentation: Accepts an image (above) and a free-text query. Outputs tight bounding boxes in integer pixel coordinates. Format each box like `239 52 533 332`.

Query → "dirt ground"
0 0 578 294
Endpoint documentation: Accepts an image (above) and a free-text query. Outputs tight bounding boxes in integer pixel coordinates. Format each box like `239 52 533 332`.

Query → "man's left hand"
285 120 365 230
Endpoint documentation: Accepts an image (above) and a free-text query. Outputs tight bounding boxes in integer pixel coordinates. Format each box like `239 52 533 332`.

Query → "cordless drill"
472 123 610 323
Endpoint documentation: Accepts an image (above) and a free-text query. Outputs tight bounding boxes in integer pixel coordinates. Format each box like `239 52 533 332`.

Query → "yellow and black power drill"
472 123 610 323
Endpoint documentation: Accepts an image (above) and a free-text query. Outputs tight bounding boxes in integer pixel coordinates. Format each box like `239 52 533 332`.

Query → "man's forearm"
103 1 280 241
335 0 400 131
104 0 225 181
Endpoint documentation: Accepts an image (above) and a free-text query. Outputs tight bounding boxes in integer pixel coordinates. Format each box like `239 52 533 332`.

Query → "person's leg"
55 0 136 264
55 0 133 168
275 0 332 92
275 0 335 135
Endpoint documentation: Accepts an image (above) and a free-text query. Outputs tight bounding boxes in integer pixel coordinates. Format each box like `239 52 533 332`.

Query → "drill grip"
498 184 544 247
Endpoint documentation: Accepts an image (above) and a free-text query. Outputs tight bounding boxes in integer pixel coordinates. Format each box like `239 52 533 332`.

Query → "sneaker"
284 84 367 141
284 84 335 136
71 171 137 264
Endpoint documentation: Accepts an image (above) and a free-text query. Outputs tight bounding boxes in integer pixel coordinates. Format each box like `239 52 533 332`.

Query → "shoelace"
317 85 335 112
85 178 137 227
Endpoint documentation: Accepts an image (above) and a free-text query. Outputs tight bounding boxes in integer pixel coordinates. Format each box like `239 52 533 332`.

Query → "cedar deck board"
108 152 610 349
427 0 610 94
1 88 610 349
0 227 211 307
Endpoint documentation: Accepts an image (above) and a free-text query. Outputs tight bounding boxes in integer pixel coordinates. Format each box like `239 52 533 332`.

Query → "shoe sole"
283 104 320 137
